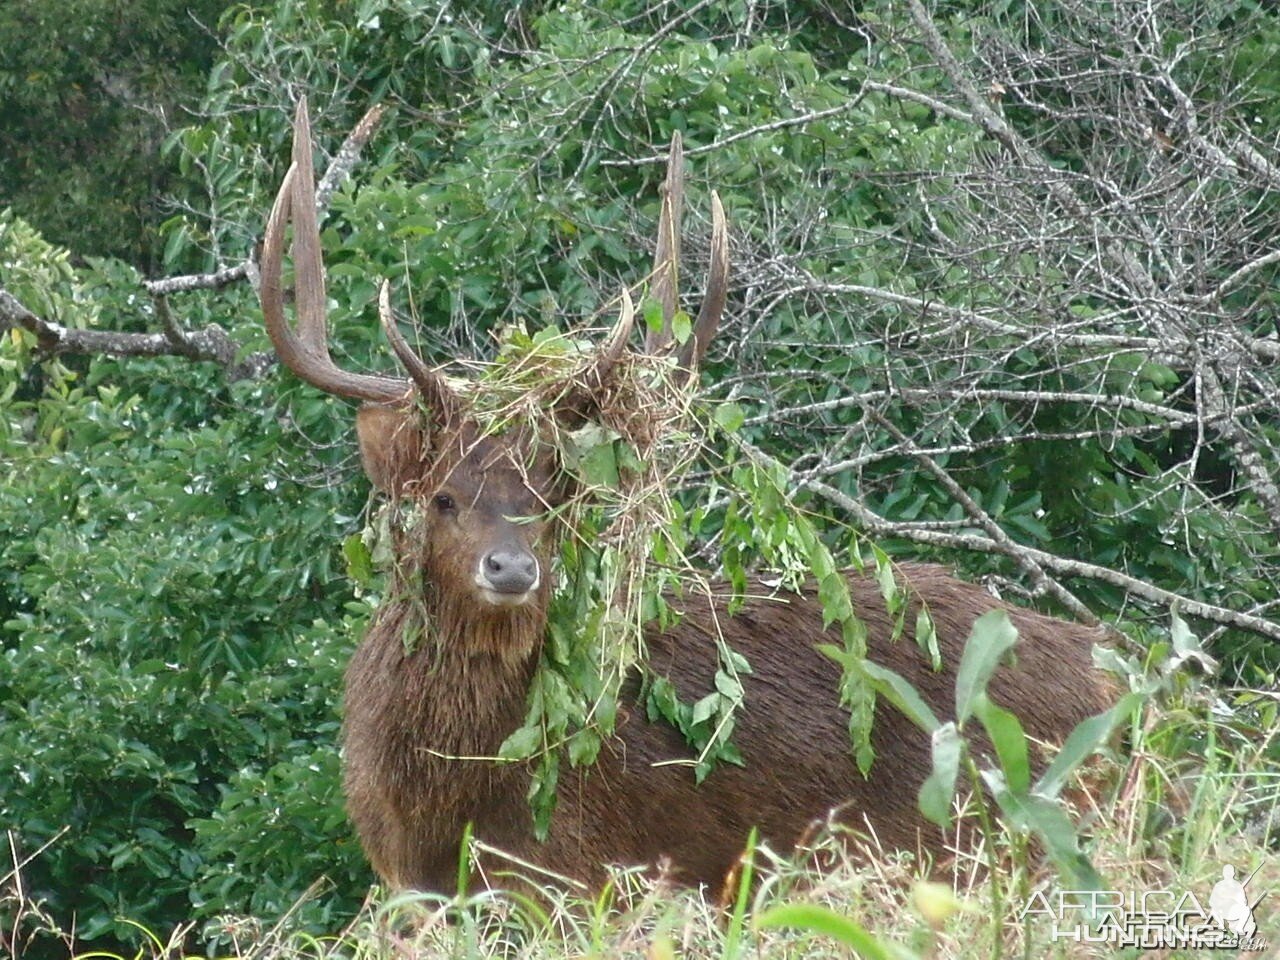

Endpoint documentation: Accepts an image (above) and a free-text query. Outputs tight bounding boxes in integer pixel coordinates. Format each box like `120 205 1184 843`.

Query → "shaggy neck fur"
364 543 551 759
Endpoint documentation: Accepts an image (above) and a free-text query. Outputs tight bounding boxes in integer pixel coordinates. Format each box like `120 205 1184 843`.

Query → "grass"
3 682 1275 960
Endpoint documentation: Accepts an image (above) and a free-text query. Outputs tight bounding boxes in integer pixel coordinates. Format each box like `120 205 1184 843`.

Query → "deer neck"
372 567 547 757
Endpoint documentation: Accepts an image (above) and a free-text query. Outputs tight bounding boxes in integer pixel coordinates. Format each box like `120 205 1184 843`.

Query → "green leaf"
579 441 621 488
714 671 744 700
1035 692 1140 799
973 693 1030 794
342 534 373 588
873 547 900 614
671 309 692 344
817 641 855 670
818 572 854 628
567 730 601 767
643 297 665 334
691 692 720 726
713 401 745 433
981 770 1103 890
915 608 941 669
954 611 1019 727
918 721 961 828
498 724 542 760
1168 610 1218 675
756 904 917 960
859 659 941 733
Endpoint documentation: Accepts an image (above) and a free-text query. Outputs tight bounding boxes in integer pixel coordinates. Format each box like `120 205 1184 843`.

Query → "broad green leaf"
691 692 720 725
642 297 665 334
671 309 692 344
342 533 373 588
498 723 542 760
860 659 941 733
1168 610 1218 675
1035 692 1141 799
714 671 744 700
713 401 745 433
918 721 961 828
575 439 620 488
973 693 1030 794
981 770 1103 890
954 610 1019 726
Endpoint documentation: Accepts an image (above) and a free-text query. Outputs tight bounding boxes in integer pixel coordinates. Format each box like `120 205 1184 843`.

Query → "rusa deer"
259 100 1115 894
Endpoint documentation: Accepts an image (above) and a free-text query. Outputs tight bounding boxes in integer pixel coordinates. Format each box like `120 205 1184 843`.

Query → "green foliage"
0 0 232 265
861 608 1193 893
1 215 374 942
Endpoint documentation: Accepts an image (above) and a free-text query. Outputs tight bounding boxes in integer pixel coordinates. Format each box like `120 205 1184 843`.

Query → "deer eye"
433 493 456 512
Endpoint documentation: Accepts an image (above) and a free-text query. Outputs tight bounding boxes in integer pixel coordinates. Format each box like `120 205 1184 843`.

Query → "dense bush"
0 212 376 937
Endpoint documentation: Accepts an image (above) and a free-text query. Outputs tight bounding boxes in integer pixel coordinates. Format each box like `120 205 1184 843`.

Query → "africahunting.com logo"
1017 862 1269 951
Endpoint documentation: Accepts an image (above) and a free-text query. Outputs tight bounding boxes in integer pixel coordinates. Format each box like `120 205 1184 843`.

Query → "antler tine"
259 97 412 404
554 288 635 425
378 280 461 422
643 132 684 355
595 286 636 381
675 191 728 381
287 97 329 360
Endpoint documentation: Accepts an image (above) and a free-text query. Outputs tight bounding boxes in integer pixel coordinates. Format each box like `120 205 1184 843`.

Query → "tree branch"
865 406 1101 624
9 103 387 380
797 473 1280 644
0 288 274 380
600 97 869 167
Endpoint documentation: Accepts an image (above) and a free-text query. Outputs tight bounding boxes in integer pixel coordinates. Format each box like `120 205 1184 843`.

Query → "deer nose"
479 548 539 595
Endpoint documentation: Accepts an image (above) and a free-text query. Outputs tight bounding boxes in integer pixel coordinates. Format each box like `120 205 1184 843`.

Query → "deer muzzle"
474 546 540 605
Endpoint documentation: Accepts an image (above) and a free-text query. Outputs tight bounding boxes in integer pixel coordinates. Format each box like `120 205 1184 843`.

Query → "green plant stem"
963 753 1003 960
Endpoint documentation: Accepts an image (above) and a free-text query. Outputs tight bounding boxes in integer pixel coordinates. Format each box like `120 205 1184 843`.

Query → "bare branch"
865 407 1100 624
141 102 386 298
0 288 272 380
14 102 388 379
601 97 869 168
1194 247 1280 305
142 262 250 298
798 473 1280 644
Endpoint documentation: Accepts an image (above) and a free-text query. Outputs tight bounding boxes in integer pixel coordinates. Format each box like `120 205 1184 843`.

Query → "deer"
259 100 1117 896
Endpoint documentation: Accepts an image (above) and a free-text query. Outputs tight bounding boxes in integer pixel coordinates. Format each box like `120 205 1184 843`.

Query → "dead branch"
4 103 389 379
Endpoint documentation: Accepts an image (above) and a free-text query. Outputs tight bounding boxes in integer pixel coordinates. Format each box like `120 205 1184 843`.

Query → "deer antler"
261 98 459 415
644 132 729 385
676 190 727 379
644 132 685 357
576 132 729 404
378 280 461 422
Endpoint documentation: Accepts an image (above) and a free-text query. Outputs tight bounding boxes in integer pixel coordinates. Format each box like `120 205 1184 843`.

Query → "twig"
601 96 869 167
864 406 1100 624
143 103 385 298
798 474 1280 643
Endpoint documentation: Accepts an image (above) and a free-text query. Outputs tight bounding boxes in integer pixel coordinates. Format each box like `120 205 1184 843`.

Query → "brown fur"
341 406 1115 892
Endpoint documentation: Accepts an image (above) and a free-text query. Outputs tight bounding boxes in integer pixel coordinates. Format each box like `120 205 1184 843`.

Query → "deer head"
258 99 728 640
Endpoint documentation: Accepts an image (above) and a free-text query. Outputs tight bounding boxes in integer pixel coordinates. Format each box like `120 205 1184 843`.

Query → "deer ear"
356 404 425 497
